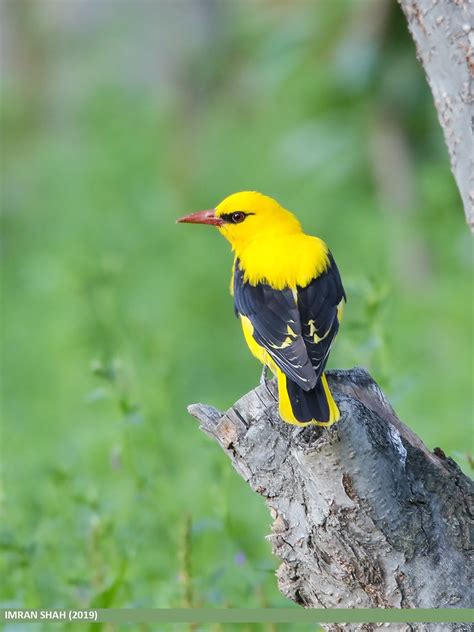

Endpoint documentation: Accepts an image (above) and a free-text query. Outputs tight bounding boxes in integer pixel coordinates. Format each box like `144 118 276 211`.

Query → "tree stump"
188 368 473 627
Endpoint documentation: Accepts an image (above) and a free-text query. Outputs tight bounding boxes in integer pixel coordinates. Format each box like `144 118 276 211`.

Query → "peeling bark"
398 0 474 230
189 369 473 630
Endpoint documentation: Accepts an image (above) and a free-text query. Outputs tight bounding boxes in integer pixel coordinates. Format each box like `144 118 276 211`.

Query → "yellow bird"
178 191 346 426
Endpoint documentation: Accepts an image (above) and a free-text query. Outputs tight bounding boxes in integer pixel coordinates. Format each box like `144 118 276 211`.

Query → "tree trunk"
398 0 474 231
188 369 473 628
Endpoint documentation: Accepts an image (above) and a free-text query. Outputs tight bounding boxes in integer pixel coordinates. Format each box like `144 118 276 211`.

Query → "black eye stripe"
220 212 255 224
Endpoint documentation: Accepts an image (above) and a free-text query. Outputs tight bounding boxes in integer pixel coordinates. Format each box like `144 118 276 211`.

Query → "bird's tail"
277 370 340 427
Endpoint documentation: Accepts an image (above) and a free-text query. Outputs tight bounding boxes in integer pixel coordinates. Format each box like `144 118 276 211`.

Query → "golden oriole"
178 191 346 426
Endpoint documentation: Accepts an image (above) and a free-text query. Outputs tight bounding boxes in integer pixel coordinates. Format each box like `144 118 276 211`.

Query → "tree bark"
188 369 473 628
398 0 474 231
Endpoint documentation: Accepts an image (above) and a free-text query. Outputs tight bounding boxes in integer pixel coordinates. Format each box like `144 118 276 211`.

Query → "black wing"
233 260 317 390
297 252 346 383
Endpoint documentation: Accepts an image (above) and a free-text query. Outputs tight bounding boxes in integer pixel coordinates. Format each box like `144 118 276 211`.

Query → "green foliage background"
1 0 472 628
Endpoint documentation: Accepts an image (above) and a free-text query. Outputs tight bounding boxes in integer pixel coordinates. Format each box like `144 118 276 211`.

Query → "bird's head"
177 191 302 251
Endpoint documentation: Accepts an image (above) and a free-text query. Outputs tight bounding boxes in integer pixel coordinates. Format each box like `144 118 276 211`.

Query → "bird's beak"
176 209 223 226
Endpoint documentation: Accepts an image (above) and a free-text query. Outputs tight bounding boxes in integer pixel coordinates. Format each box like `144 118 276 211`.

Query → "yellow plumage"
218 192 343 426
218 192 330 290
178 190 346 427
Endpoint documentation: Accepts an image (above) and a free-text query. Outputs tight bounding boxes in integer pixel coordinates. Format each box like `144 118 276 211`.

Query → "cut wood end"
187 402 222 430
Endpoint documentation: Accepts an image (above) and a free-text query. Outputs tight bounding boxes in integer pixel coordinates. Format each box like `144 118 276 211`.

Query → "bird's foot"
259 365 271 387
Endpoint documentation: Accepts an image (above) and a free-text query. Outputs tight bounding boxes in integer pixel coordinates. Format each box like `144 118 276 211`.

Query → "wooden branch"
188 369 473 620
398 0 474 230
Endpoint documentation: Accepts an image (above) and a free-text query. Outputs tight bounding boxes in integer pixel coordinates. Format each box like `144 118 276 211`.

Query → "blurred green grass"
1 0 472 623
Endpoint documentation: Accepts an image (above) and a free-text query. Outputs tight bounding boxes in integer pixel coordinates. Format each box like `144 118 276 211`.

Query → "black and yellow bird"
178 191 346 426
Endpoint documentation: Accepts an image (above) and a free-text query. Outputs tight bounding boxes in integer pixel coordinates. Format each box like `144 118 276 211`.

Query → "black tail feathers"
278 371 339 426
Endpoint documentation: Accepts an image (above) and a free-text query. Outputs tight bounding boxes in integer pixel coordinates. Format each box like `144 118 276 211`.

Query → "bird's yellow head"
177 191 302 251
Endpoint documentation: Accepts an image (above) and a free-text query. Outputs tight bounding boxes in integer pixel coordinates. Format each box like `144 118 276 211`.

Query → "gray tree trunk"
189 369 473 629
398 0 474 230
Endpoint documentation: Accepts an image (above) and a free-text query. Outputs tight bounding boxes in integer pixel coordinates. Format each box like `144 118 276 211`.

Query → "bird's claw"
260 365 271 387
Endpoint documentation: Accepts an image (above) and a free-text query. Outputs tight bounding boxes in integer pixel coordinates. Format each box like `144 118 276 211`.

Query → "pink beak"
176 208 223 227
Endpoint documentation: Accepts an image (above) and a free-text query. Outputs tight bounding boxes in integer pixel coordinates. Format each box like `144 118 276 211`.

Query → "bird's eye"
231 212 246 223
